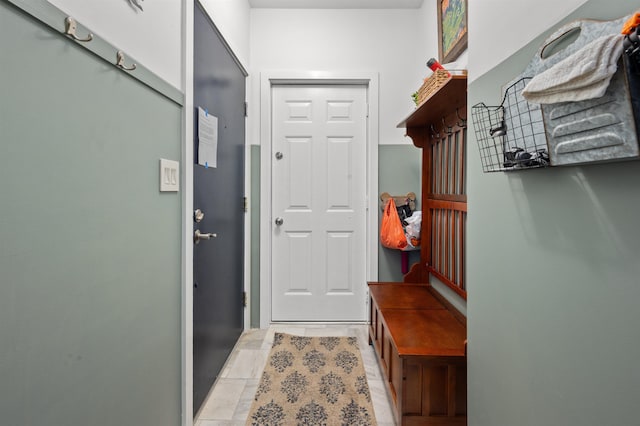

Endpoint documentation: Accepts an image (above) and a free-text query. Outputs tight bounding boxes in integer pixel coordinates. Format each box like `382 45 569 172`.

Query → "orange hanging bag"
380 198 408 250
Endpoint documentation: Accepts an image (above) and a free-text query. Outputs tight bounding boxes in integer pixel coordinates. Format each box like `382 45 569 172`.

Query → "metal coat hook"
430 124 440 140
456 108 467 128
64 17 93 42
442 117 453 135
116 51 137 71
489 120 507 138
487 105 506 138
128 0 144 11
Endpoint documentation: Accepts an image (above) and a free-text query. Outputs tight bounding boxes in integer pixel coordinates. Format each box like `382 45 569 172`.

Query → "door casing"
259 71 380 327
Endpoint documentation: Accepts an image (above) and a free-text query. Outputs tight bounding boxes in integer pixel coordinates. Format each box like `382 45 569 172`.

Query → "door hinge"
242 291 247 307
366 103 370 117
243 196 248 213
244 101 248 117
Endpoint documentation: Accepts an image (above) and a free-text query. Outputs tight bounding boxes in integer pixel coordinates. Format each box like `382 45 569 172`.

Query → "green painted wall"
467 1 640 425
377 144 422 282
0 4 182 425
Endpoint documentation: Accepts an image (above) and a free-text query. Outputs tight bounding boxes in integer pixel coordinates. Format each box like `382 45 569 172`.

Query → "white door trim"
181 1 194 424
259 71 379 328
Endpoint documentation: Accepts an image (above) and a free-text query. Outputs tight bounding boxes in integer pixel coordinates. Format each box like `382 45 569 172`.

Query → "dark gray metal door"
193 2 246 414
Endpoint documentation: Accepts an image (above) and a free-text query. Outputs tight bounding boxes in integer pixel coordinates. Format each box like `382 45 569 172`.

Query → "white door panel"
271 85 368 321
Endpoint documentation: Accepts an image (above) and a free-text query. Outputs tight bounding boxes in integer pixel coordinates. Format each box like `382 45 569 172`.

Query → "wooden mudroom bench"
368 282 467 426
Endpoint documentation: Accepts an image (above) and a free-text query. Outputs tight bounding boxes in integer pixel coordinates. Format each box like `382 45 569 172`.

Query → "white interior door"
271 84 368 321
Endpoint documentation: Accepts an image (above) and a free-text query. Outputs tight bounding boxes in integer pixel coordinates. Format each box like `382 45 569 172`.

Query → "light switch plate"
160 158 179 192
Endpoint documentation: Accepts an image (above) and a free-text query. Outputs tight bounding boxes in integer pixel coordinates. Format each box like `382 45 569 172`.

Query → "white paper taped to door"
198 106 218 168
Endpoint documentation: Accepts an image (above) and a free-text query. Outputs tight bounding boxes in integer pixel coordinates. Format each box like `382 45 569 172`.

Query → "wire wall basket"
472 78 549 172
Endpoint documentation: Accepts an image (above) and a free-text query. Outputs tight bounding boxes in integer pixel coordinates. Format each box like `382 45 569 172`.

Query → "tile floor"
194 324 397 426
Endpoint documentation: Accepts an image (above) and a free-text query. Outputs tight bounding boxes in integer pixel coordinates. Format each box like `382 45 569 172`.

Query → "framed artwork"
437 0 468 63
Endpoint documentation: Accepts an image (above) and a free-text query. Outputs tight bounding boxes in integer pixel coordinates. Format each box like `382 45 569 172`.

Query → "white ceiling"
248 0 424 9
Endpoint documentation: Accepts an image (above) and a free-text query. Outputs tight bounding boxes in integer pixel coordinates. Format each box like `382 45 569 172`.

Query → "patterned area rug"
246 332 378 425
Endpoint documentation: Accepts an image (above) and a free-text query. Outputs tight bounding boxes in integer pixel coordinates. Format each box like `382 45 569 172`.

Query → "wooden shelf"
397 74 467 131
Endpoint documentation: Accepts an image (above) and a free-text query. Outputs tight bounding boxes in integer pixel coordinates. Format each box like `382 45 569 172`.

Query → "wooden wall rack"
368 73 468 426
